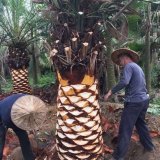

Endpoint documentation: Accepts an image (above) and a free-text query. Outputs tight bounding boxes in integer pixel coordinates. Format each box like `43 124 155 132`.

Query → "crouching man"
0 93 46 160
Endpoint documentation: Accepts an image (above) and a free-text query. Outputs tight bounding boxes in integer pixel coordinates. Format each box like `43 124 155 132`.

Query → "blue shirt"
0 94 25 127
112 62 149 102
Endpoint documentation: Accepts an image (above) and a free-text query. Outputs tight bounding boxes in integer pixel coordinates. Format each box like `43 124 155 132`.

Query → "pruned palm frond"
33 0 138 41
33 0 140 74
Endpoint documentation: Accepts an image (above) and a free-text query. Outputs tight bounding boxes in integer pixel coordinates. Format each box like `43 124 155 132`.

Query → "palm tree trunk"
56 72 103 160
105 33 116 90
144 3 151 93
31 44 39 85
11 68 31 94
34 45 41 77
31 28 39 85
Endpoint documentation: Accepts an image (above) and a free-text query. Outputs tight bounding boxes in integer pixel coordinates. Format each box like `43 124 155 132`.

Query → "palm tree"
33 0 136 159
0 0 41 94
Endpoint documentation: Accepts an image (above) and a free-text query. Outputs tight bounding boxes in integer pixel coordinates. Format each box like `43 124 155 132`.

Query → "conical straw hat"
111 48 139 65
11 95 47 131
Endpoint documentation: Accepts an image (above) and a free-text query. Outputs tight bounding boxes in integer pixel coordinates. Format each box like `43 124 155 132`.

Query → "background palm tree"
0 0 42 94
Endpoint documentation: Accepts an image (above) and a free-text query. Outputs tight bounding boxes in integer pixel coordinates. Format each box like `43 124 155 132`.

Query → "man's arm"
104 64 133 101
104 89 112 101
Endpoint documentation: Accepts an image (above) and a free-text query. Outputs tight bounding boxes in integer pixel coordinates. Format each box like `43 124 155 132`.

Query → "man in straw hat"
104 48 155 160
0 93 46 160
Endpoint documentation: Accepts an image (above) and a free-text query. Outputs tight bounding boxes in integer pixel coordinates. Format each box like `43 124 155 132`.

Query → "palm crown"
33 0 136 83
0 0 41 69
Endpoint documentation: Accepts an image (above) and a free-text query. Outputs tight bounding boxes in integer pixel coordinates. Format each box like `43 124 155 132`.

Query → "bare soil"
101 102 160 160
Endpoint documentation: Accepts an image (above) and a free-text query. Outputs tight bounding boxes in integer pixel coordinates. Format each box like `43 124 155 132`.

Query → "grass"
148 98 160 115
30 72 56 88
1 79 13 93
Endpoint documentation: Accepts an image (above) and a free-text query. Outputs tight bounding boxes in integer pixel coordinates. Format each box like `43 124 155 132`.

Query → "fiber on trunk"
56 72 103 160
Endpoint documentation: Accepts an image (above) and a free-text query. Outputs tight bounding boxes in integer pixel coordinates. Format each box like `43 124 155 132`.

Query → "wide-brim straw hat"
111 48 139 65
11 95 47 131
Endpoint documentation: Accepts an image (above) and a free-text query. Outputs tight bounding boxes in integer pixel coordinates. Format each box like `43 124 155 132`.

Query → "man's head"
111 48 139 66
118 53 134 66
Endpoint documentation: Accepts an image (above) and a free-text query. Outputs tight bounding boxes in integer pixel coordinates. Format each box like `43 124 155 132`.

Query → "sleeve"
111 64 133 94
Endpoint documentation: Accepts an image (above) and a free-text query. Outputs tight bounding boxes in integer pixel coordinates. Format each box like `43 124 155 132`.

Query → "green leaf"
0 0 40 47
143 0 160 4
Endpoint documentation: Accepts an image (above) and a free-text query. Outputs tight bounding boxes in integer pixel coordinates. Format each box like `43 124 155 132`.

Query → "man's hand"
104 89 112 101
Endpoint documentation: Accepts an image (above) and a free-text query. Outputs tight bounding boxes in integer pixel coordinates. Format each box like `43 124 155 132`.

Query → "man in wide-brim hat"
0 93 47 160
104 48 155 160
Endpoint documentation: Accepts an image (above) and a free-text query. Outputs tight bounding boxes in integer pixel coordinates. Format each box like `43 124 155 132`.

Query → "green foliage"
1 79 13 93
30 72 56 88
127 15 141 37
149 97 160 115
144 0 160 5
151 64 160 88
128 41 144 52
131 1 147 10
0 0 42 48
0 1 3 13
39 52 52 69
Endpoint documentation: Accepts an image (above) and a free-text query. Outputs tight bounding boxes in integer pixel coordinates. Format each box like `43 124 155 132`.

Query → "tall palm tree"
0 0 41 94
33 0 136 159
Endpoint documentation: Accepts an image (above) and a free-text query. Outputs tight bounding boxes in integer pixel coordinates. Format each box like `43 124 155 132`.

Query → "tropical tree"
144 0 160 92
0 0 41 94
32 0 137 159
133 1 160 92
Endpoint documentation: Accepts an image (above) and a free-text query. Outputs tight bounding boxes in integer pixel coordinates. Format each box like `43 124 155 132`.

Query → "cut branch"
71 37 78 50
89 51 98 76
82 42 89 58
64 47 72 63
50 49 58 58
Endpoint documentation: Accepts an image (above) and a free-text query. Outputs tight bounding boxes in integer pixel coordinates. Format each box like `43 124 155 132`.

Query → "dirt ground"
101 102 160 160
4 101 160 160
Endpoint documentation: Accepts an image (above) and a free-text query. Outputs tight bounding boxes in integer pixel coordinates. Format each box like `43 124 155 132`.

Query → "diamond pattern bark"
11 69 31 94
56 73 103 160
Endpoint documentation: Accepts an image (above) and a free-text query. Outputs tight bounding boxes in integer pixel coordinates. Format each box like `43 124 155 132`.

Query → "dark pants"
113 99 154 160
0 123 35 160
